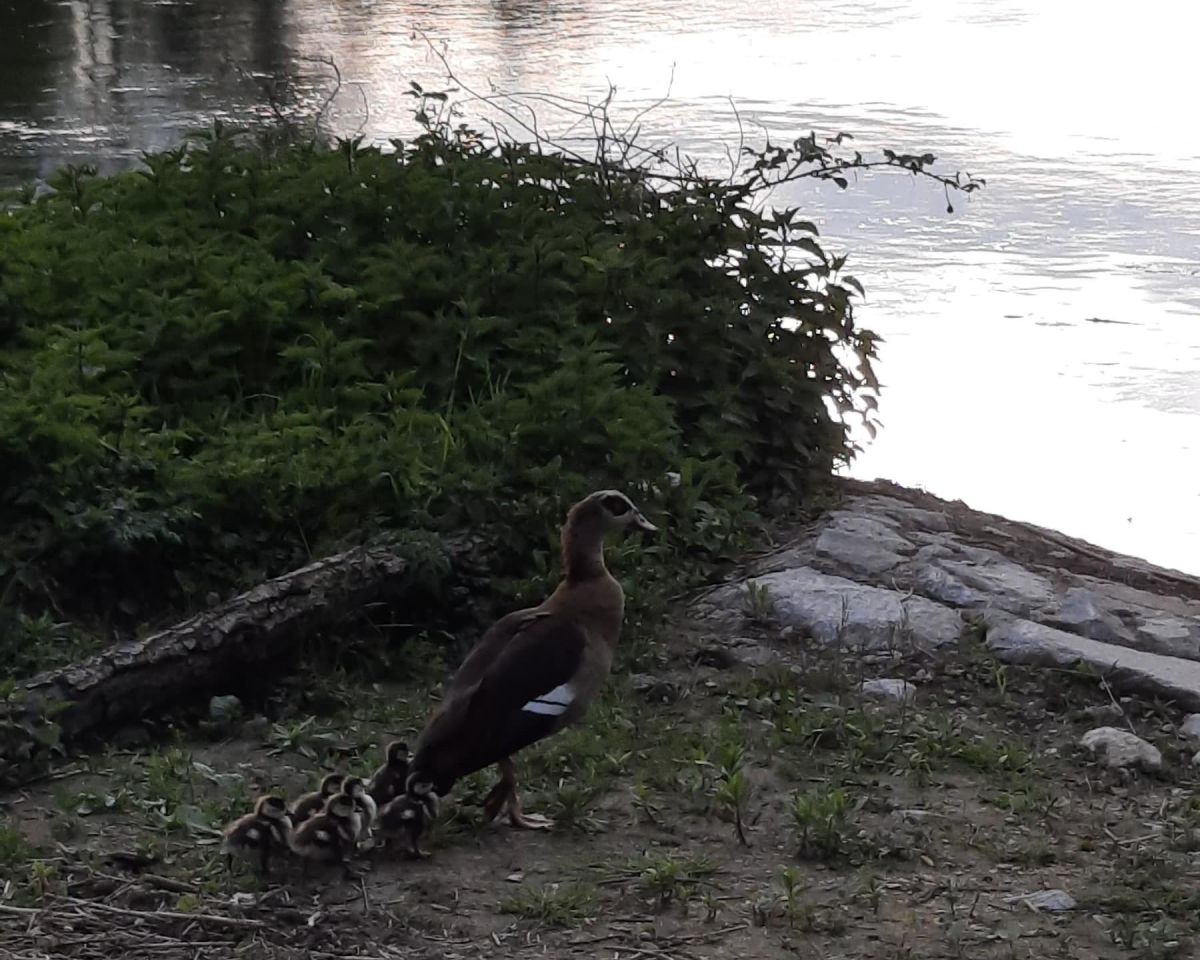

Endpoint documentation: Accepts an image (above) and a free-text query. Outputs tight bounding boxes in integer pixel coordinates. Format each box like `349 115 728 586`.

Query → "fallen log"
1 532 484 777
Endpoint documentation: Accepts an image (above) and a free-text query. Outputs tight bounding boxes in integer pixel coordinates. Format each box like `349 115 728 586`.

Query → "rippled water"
2 0 1197 573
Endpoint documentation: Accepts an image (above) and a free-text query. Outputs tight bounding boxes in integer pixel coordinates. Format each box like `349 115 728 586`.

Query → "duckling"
404 490 656 837
377 780 439 859
367 740 410 807
288 793 358 875
289 772 345 827
340 775 377 845
220 794 292 875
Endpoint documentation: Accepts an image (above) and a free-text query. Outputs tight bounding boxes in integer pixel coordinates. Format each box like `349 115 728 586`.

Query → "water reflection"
0 0 1196 573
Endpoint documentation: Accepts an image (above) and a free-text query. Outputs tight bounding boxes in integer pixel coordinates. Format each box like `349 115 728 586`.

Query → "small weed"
27 860 60 898
268 716 325 759
141 747 196 812
631 782 661 825
54 786 132 816
550 781 602 832
790 786 852 860
711 740 751 845
635 853 718 907
499 883 598 927
0 823 33 869
742 580 777 625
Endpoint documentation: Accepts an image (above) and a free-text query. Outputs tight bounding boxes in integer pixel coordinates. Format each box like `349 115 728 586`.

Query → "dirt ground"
4 562 1200 960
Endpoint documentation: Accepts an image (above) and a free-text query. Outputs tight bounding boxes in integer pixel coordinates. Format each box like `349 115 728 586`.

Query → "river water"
2 0 1197 574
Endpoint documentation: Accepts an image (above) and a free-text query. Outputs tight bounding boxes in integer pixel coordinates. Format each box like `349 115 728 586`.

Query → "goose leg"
482 772 510 823
496 758 554 830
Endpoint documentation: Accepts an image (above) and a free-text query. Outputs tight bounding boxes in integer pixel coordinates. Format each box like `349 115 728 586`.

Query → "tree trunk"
2 534 482 773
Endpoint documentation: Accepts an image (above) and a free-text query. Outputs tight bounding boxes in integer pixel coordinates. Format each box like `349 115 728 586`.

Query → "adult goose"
403 489 657 831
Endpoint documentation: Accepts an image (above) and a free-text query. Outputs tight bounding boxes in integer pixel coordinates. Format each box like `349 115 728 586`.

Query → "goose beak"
632 510 658 534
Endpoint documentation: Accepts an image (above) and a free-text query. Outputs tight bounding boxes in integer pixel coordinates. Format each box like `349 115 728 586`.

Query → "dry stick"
57 896 266 930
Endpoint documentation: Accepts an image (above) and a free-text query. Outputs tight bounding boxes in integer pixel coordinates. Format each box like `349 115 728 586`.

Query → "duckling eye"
602 495 631 516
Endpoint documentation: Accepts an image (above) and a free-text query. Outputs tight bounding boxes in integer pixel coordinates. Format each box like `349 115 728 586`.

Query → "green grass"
499 883 599 927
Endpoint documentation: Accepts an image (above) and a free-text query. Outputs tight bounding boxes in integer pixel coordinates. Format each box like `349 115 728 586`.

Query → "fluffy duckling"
377 780 438 859
289 772 345 827
404 489 656 835
367 740 410 807
289 793 358 874
341 776 377 844
220 794 292 874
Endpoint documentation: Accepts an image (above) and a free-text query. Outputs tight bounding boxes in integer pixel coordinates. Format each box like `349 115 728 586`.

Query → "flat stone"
861 678 917 704
697 567 964 650
1136 616 1199 659
1017 889 1077 912
910 561 987 608
1079 726 1162 772
937 554 1057 615
857 496 952 533
1045 587 1132 645
985 617 1200 712
814 527 906 577
1180 714 1200 739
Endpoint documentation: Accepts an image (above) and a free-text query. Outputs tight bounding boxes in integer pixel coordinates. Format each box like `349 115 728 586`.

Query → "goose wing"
411 612 588 793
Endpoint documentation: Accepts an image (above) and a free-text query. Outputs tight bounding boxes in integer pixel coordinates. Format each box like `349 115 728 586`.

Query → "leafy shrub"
0 115 975 673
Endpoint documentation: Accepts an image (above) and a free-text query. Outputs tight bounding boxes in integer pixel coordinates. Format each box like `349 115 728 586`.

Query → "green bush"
0 117 972 674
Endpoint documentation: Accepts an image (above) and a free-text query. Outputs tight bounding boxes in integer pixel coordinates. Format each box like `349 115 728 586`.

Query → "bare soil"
3 511 1199 959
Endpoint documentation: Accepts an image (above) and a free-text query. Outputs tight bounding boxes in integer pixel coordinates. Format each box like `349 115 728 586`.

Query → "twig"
58 896 266 929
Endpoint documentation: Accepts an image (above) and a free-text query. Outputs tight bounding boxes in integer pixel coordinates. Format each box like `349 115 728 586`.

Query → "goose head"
571 489 657 536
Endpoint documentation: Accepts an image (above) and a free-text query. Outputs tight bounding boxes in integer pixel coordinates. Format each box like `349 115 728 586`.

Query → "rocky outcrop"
693 479 1200 710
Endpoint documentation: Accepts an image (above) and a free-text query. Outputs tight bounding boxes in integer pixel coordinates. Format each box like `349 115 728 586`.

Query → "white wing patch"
522 683 575 717
246 827 261 842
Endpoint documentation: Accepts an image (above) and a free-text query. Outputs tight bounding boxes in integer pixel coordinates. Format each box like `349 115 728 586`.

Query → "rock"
867 498 952 533
630 674 680 704
985 617 1200 712
1180 714 1200 740
696 567 964 650
910 560 987 608
1045 588 1132 645
242 715 271 739
937 551 1057 615
860 678 917 705
1082 703 1126 724
1136 616 1199 659
1079 727 1162 772
1016 889 1076 912
694 645 740 670
809 513 916 579
813 527 905 577
208 694 243 723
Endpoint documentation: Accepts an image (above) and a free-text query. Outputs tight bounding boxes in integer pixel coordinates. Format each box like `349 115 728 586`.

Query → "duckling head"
254 795 289 819
319 772 346 796
385 740 409 766
407 778 441 817
325 794 357 820
342 776 367 800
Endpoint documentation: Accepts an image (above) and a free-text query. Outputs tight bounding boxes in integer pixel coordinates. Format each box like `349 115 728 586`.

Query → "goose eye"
603 495 631 516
